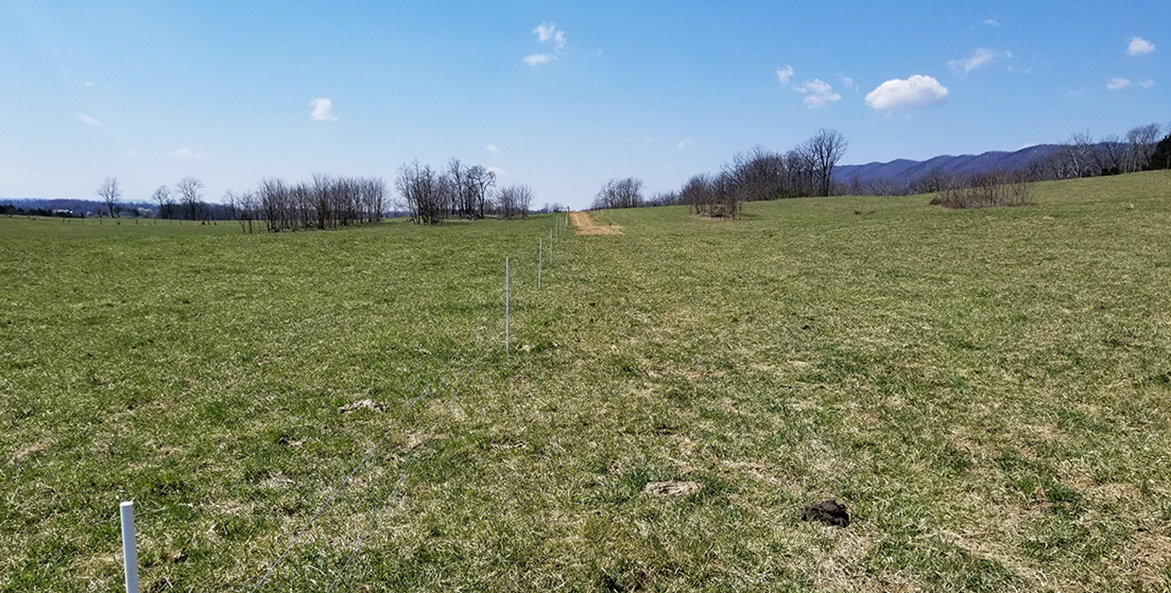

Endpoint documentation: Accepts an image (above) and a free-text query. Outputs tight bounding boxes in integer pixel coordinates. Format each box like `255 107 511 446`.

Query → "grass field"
3 171 1171 592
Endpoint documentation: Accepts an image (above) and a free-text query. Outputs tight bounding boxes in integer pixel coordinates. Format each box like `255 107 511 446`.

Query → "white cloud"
1107 77 1131 90
984 19 1000 27
534 23 566 50
486 144 501 154
77 113 101 126
948 48 1008 74
170 148 205 160
865 75 949 111
677 138 694 150
309 98 338 121
777 66 841 108
795 79 841 109
487 166 504 177
1138 79 1156 89
524 53 554 66
1068 88 1087 97
1128 37 1156 56
840 75 855 89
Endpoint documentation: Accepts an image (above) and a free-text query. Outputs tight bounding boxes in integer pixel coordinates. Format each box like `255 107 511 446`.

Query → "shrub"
929 170 1031 209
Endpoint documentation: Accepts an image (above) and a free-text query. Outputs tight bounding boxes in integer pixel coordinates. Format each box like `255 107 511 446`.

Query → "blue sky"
2 1 1167 210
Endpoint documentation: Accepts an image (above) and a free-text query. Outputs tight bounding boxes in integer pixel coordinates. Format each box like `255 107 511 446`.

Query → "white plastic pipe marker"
120 501 139 593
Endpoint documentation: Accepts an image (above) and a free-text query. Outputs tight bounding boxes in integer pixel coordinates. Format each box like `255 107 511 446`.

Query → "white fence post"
120 501 139 593
505 257 510 353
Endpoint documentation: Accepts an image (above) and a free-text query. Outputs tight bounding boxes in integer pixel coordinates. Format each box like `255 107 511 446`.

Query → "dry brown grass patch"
1129 531 1171 588
571 211 622 235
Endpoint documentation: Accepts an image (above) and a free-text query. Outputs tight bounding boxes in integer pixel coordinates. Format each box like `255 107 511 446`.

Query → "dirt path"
571 211 622 235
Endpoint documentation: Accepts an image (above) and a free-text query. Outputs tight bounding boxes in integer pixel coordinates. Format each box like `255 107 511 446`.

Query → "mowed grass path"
3 171 1171 591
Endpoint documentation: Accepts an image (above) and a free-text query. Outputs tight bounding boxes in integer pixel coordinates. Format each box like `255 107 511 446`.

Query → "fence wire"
249 217 571 591
248 316 497 592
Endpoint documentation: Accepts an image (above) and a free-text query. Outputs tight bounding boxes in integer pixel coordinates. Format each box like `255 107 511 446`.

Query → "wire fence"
234 212 574 592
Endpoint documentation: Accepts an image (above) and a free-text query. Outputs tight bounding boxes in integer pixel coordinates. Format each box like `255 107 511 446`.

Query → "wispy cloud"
776 65 794 84
534 23 566 50
525 22 567 65
1138 79 1156 89
309 98 338 121
1107 77 1131 90
1128 37 1156 56
77 113 101 126
865 75 949 111
776 66 840 108
1068 88 1087 97
677 138 694 150
948 48 1010 74
795 79 841 109
984 19 1000 27
170 148 205 160
486 144 501 154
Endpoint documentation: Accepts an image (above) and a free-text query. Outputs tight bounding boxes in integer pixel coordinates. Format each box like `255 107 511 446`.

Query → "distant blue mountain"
835 144 1064 187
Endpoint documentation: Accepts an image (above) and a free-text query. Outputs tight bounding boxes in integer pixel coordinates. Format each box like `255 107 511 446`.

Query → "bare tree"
151 185 172 219
96 177 121 218
724 146 791 202
444 158 470 218
1125 123 1163 173
682 173 740 218
396 160 445 224
803 129 848 196
1060 132 1099 178
1093 134 1127 176
222 190 240 221
645 191 683 207
359 177 386 222
229 190 258 234
257 178 286 231
176 176 204 221
465 165 495 219
785 148 817 196
592 177 644 209
496 184 534 219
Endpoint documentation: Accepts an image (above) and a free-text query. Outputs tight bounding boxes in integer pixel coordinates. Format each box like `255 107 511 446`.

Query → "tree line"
396 157 536 224
590 129 848 218
85 155 542 231
1041 122 1169 179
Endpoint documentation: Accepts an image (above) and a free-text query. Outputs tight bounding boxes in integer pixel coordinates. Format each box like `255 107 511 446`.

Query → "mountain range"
835 144 1064 187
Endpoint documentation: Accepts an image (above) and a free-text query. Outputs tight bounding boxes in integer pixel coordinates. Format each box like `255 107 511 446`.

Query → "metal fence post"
505 257 510 353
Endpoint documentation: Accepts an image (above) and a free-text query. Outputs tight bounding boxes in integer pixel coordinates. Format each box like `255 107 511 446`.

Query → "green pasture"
2 171 1171 592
